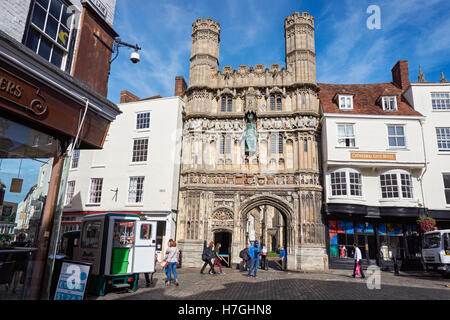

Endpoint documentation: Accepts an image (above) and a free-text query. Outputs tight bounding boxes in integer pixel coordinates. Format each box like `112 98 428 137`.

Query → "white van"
422 229 450 275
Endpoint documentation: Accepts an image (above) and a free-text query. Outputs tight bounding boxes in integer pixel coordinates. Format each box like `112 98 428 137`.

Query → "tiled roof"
318 82 423 116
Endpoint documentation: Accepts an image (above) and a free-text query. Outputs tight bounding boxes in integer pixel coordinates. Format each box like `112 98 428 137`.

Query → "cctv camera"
130 51 140 64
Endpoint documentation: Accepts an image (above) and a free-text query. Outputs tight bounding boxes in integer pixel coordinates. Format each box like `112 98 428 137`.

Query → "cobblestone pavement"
91 267 450 300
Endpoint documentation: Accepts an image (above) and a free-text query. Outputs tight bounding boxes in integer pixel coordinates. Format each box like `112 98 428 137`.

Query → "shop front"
324 204 424 271
0 30 120 299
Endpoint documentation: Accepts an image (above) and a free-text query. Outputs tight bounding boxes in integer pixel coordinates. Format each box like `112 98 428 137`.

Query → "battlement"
192 18 221 34
221 63 284 74
284 11 314 27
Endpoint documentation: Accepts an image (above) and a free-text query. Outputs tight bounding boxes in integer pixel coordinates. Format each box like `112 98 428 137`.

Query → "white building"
404 71 450 229
62 92 184 260
319 61 426 270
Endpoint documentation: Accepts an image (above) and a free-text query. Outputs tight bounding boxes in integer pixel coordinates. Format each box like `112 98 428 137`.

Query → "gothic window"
221 95 233 112
270 94 282 111
270 134 283 154
219 135 231 154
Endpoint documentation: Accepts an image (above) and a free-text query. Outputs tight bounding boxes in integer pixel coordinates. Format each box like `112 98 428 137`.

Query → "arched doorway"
213 229 232 268
239 195 294 271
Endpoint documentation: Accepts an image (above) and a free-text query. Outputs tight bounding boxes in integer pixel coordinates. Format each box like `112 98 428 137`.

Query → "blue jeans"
166 262 178 282
248 258 259 276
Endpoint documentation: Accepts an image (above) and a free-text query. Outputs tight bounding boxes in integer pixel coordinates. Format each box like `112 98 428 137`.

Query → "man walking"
352 243 365 278
279 246 286 271
239 244 250 271
248 240 261 278
200 241 216 274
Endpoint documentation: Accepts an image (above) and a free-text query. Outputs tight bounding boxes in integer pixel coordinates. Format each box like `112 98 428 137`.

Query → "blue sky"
107 0 450 103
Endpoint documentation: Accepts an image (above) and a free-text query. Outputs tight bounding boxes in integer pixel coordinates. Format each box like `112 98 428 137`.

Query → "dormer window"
382 96 398 111
338 95 353 110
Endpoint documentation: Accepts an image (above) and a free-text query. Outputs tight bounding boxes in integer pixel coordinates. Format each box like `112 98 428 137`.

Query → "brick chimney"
175 76 187 98
120 90 140 103
391 60 410 90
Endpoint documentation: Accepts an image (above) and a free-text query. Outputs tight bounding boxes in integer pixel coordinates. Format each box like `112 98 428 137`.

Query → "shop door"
367 235 377 260
132 221 157 273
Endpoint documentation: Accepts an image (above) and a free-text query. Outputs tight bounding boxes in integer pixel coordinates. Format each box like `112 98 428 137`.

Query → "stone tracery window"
270 94 282 111
270 134 283 154
221 95 233 112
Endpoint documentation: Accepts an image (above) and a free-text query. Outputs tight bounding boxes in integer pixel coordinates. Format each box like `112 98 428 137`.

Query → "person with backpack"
248 240 262 278
239 243 250 271
200 241 216 274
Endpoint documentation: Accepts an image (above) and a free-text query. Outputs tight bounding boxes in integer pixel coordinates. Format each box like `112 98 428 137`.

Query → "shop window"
24 0 75 70
378 223 405 260
443 174 450 205
328 220 355 259
81 221 101 248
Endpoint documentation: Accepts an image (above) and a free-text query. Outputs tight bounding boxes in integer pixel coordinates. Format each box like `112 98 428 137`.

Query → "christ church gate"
176 12 328 271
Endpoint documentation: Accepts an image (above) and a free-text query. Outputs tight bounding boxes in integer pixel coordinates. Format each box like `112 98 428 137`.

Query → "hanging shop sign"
0 67 47 116
350 152 396 161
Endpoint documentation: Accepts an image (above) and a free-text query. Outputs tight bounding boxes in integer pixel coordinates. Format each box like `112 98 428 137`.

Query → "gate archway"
238 195 296 270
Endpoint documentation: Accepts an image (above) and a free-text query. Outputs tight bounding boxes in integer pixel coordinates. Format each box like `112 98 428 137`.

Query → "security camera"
130 51 140 64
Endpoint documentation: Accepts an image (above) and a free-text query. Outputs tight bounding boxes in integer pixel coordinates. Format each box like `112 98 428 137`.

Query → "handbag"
355 262 360 275
162 248 178 270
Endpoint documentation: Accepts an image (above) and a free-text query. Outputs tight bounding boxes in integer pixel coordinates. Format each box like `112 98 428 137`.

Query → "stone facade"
177 12 328 271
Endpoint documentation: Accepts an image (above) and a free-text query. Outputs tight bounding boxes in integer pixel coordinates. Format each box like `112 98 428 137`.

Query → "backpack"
239 249 245 259
202 247 212 260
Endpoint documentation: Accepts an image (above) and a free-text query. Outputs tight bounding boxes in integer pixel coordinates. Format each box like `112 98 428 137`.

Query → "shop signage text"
0 67 47 116
350 152 396 161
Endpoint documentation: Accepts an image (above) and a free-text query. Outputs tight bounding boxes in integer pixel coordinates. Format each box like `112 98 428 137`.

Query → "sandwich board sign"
54 261 91 300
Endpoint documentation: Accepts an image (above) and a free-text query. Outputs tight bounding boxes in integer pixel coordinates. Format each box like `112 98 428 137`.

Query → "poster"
54 261 91 300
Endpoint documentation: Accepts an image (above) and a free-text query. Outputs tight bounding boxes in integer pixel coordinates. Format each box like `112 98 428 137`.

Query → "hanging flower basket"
416 216 437 233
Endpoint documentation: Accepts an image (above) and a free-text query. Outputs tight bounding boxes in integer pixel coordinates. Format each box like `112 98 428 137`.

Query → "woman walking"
211 243 225 275
164 240 180 286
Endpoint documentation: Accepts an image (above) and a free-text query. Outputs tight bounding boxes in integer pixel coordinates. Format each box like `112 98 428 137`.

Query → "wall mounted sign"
0 67 47 116
88 0 108 19
350 152 396 161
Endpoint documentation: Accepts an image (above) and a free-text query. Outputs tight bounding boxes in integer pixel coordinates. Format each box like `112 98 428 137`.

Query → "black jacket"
202 246 214 260
239 248 250 261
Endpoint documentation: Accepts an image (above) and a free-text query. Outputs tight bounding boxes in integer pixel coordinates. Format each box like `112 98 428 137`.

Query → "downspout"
418 118 428 217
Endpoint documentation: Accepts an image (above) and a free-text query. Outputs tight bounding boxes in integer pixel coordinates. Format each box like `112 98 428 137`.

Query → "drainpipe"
418 119 428 217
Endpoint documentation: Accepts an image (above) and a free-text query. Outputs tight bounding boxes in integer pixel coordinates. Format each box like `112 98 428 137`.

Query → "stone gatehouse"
176 12 328 271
